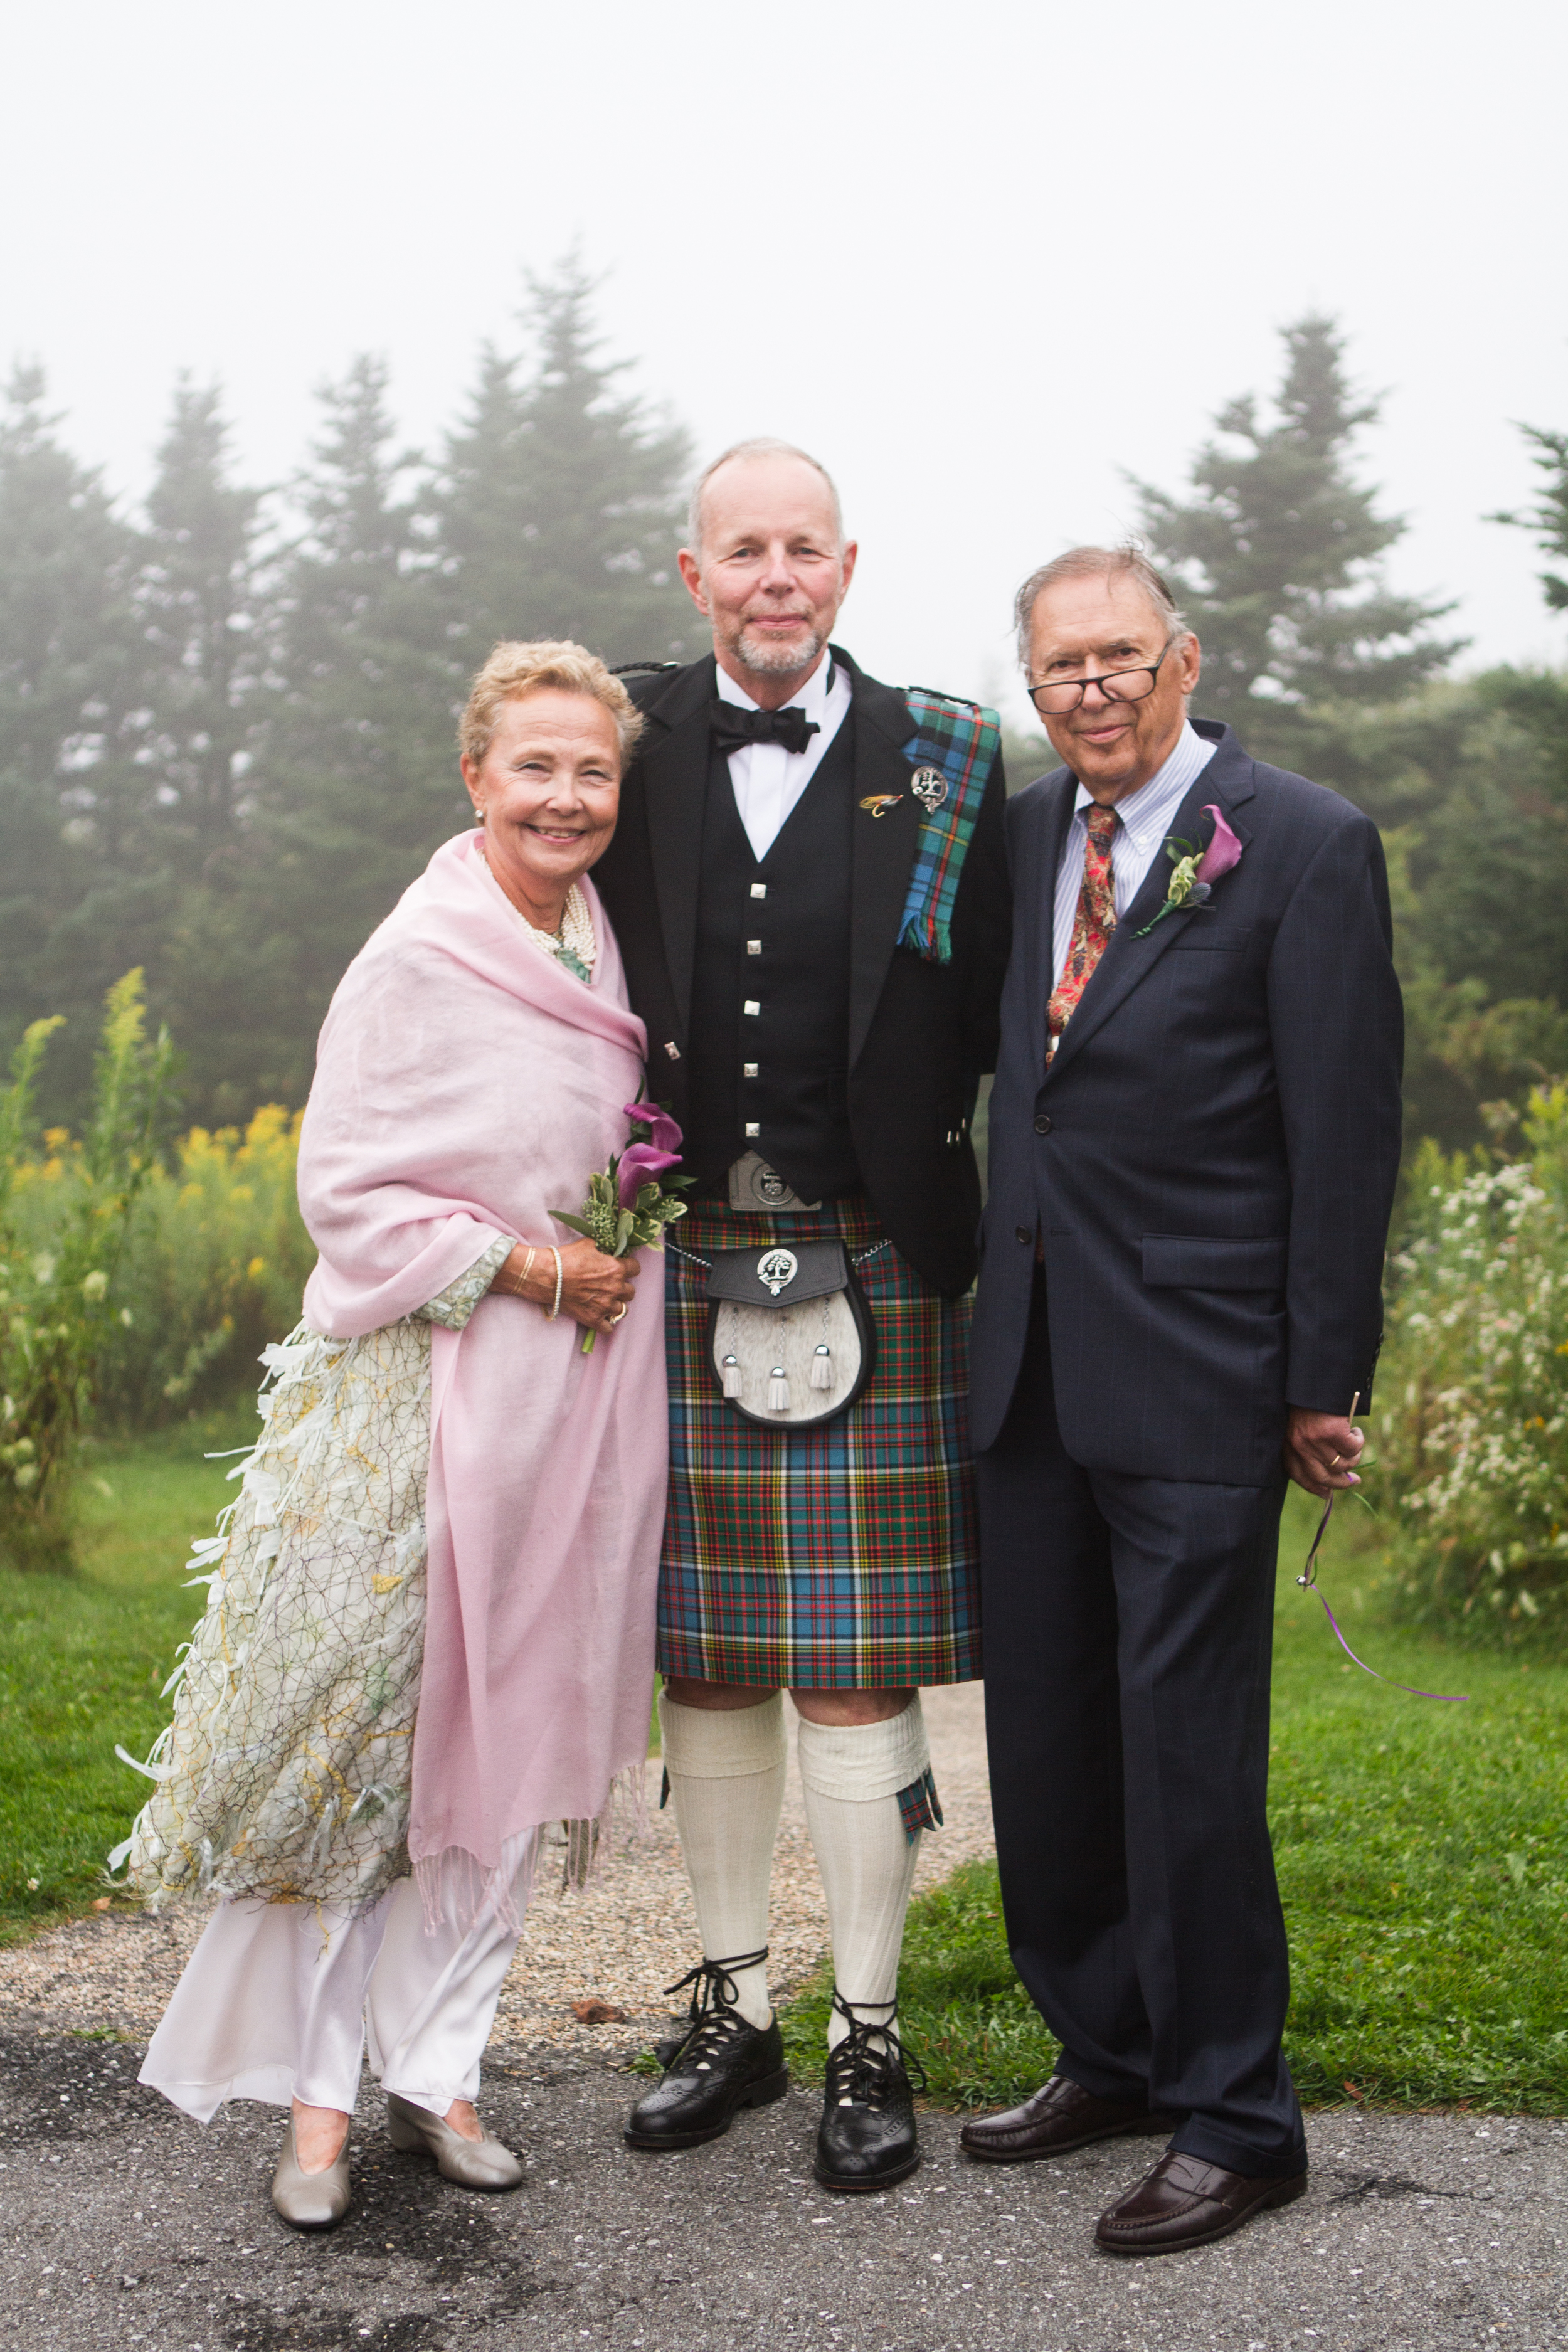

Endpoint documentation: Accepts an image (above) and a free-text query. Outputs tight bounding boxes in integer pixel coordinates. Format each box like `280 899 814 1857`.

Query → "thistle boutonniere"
1133 803 1244 936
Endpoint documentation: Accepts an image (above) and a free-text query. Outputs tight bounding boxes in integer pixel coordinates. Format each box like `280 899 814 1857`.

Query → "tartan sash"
894 690 1000 965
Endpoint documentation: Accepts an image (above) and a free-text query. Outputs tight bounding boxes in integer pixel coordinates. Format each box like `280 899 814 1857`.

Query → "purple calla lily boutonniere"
1133 803 1244 936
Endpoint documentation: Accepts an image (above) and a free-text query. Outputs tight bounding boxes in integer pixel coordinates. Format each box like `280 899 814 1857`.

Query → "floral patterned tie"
1047 802 1119 1056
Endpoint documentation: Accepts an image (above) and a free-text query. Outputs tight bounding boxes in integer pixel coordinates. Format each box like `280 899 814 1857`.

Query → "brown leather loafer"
1095 2149 1307 2255
960 2074 1179 2164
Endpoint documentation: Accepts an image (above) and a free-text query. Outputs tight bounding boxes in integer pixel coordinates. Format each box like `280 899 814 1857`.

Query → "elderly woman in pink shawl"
122 642 671 2230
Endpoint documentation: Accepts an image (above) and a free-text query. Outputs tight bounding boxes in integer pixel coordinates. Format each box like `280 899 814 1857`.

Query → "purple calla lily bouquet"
555 1100 694 1352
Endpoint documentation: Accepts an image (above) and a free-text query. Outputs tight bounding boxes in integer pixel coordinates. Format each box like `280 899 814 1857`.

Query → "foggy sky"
4 0 1564 731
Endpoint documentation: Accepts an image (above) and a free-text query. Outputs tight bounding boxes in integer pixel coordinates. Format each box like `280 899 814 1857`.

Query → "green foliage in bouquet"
554 1102 694 1353
0 973 174 1566
553 1162 692 1260
1369 1083 1568 1645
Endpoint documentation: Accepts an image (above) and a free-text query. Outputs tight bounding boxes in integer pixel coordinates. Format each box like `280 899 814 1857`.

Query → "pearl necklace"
478 844 597 983
522 883 596 984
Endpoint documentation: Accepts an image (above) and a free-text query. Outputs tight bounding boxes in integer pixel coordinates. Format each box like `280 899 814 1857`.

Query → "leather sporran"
705 1241 876 1429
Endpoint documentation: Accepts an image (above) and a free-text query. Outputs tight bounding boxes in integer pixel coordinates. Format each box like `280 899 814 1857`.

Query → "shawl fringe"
413 1757 652 1935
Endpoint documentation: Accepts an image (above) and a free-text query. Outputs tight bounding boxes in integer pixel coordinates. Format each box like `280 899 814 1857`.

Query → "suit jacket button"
1015 1226 1032 1246
1034 1114 1052 1136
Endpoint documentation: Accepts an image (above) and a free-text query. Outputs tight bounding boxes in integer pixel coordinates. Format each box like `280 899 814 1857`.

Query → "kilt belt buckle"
706 1239 877 1431
726 1152 821 1214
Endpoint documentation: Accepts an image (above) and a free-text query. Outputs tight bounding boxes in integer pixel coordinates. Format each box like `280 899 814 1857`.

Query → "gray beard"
732 621 825 681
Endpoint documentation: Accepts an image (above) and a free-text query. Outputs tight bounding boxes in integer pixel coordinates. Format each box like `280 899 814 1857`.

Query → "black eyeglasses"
1027 636 1176 717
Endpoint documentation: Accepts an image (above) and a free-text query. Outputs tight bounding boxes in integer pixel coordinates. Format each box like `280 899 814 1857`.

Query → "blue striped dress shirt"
1050 721 1219 988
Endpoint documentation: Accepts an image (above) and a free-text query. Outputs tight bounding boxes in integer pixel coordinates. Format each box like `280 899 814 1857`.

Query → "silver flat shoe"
271 2117 351 2230
386 2092 524 2189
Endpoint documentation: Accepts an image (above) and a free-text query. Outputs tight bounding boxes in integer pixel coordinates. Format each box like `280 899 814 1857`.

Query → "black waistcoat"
682 718 859 1197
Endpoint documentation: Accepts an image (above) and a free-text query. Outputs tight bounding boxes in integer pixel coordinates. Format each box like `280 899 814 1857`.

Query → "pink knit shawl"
297 832 667 1905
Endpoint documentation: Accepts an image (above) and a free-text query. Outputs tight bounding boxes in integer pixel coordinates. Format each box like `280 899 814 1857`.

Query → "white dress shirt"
1051 721 1219 987
714 649 854 861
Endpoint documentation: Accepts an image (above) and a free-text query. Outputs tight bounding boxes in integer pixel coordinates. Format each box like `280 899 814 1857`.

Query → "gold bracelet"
496 1244 539 1301
546 1246 563 1321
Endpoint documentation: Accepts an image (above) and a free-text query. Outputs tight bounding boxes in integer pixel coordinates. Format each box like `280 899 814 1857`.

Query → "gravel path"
0 1686 991 2058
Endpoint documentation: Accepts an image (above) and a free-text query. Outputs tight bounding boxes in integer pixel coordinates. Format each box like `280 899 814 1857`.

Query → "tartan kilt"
659 1192 981 1690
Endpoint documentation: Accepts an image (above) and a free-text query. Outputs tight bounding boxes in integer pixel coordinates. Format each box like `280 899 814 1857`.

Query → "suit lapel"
640 657 718 1036
1045 729 1256 1082
844 650 922 1071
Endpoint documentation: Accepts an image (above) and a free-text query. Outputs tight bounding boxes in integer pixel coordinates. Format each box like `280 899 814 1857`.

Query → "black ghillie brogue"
623 1947 788 2151
812 1994 926 2194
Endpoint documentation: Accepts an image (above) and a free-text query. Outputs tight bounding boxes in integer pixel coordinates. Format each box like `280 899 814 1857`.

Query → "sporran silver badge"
756 1247 799 1297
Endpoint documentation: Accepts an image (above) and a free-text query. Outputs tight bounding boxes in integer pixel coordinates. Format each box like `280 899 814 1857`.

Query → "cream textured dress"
118 1246 506 1917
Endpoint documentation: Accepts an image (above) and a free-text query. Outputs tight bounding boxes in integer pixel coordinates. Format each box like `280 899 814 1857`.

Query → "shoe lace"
824 1993 929 2109
656 1947 769 2074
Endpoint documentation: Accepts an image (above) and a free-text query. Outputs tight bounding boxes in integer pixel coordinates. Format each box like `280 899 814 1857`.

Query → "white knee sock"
797 1696 931 2050
659 1690 787 2029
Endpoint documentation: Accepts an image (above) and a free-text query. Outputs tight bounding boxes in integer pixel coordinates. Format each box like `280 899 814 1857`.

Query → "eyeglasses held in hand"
1027 636 1177 717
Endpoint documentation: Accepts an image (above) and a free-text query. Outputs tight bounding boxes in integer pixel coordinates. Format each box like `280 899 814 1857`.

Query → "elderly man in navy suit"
961 545 1402 2255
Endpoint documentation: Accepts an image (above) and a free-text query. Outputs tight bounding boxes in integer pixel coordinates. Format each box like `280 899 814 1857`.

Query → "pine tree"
132 381 268 875
0 367 144 1109
1389 419 1568 1149
0 365 140 788
1133 317 1463 746
266 353 462 876
217 356 466 1111
1493 423 1568 612
433 257 695 667
1481 421 1568 830
51 382 275 1125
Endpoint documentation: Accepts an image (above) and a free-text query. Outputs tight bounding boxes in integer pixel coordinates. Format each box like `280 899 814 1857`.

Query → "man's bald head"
686 438 845 559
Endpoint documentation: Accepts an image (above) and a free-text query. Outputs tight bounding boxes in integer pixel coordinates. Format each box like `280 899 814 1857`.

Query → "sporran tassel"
810 1342 834 1391
767 1365 790 1414
721 1352 743 1401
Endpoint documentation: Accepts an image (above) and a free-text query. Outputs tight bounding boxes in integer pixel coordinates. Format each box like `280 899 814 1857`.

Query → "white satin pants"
139 1860 520 2123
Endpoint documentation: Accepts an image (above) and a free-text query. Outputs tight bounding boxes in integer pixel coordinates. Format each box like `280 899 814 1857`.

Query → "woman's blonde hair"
458 640 647 769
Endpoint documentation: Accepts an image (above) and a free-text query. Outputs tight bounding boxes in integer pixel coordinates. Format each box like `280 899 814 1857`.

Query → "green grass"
0 1414 251 1944
782 1489 1568 2114
9 1444 1568 2115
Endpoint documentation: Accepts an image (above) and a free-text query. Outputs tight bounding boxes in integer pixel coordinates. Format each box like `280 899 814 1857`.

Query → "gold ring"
608 1304 628 1326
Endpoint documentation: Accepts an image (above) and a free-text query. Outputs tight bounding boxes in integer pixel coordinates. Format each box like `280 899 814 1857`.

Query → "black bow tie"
709 701 820 758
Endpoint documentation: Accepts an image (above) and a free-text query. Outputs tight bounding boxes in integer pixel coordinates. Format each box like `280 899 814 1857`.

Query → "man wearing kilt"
593 439 1009 2190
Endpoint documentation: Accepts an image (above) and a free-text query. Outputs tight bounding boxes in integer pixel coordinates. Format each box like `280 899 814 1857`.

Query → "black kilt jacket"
593 647 1010 1296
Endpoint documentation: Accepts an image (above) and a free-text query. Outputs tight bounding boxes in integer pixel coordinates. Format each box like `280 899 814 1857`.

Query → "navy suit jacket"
969 720 1404 1485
